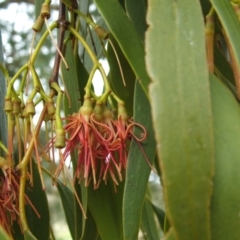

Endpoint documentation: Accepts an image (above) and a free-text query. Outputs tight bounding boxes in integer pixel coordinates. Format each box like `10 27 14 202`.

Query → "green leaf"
12 221 24 240
81 209 101 240
141 197 161 240
146 1 214 240
94 0 151 96
74 52 89 104
62 42 82 113
214 44 235 87
88 182 124 240
151 203 170 233
123 81 156 240
108 36 135 115
210 74 240 240
125 0 147 41
56 180 76 239
24 230 37 240
25 162 50 240
210 0 240 68
78 0 90 41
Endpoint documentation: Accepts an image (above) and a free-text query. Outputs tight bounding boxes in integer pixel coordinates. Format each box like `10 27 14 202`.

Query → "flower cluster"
0 158 39 237
0 164 23 237
56 97 147 189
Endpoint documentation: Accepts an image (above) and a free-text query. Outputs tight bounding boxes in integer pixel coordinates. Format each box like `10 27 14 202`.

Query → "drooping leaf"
125 0 147 41
81 209 101 240
151 202 170 233
74 52 89 104
140 196 161 240
94 0 151 96
56 180 76 239
12 221 24 240
210 74 240 240
214 44 235 87
123 81 156 240
25 162 50 240
62 42 82 113
146 1 214 240
23 230 37 240
107 36 135 115
88 182 124 240
78 0 90 55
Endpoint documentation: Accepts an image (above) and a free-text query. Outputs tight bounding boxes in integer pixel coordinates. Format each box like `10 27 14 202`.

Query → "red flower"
56 100 147 189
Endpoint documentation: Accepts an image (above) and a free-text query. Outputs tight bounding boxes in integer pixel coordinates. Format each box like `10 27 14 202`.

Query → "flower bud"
55 128 65 148
32 15 44 32
94 26 109 40
25 100 35 116
47 101 56 115
41 3 50 19
79 97 93 121
4 97 13 112
93 103 103 122
12 99 22 115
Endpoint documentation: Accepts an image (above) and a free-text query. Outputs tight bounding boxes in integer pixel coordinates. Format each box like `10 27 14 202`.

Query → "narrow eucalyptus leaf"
210 74 240 240
146 0 214 239
123 82 156 240
88 182 124 240
125 0 147 41
56 180 76 239
141 197 161 240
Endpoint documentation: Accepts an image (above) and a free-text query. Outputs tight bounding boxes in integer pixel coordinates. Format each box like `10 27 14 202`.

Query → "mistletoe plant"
1 0 240 240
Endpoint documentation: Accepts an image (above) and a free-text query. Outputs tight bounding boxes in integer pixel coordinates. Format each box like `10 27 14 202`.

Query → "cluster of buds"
55 95 147 189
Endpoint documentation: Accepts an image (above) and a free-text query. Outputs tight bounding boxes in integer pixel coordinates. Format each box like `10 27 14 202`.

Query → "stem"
30 21 58 63
17 105 47 232
51 82 63 129
49 2 68 90
68 26 111 91
7 22 58 96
